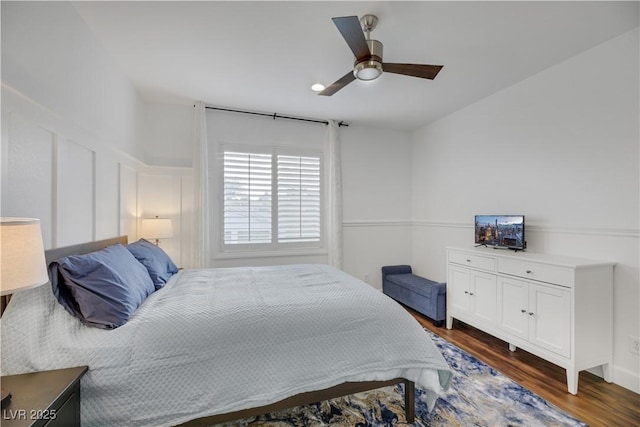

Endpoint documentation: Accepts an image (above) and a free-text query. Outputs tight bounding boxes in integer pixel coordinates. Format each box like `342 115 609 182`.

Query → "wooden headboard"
44 236 128 264
1 236 129 315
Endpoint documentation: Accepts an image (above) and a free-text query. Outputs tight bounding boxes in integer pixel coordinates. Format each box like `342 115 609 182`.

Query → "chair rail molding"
413 220 639 239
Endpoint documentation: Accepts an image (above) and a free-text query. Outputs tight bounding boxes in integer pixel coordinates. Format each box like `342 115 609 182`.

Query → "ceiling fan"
319 14 443 96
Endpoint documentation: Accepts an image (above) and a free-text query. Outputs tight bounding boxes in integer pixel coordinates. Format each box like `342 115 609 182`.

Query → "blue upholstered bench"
381 265 447 326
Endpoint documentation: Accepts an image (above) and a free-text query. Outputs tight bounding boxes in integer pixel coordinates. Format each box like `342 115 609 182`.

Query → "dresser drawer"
449 251 496 272
498 258 573 287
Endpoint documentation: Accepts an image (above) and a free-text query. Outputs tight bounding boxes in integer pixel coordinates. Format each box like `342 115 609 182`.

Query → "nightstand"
1 366 87 427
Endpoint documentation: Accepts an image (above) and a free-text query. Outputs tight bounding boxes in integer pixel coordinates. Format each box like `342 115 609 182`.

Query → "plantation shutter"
277 155 321 242
223 151 272 244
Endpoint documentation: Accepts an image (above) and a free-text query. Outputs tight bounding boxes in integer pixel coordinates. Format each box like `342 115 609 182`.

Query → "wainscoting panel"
56 139 94 247
2 113 55 248
119 163 138 242
139 169 193 268
95 154 120 240
138 173 174 217
2 86 146 253
137 172 179 264
1 89 194 269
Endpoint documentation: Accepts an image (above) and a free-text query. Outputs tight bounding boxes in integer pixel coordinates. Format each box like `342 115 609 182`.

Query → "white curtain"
326 120 343 269
192 101 210 268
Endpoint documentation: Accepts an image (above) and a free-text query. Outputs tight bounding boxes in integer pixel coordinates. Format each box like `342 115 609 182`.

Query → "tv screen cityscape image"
475 215 525 248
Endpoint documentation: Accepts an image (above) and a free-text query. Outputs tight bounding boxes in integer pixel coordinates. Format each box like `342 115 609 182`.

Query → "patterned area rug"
218 331 587 426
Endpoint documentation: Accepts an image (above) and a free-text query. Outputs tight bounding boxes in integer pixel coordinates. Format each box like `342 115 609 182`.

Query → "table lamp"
0 217 49 407
140 216 173 246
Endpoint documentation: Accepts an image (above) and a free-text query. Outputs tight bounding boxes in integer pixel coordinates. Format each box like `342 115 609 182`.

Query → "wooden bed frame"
39 236 417 425
177 378 415 426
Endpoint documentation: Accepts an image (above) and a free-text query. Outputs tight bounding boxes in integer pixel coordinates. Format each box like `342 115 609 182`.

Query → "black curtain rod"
203 105 348 127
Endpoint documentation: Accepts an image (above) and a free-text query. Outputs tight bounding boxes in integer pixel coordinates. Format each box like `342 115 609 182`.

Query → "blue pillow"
50 244 155 329
126 239 178 290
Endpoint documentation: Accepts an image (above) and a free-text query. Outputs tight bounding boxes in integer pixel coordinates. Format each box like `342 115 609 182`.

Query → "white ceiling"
72 1 638 131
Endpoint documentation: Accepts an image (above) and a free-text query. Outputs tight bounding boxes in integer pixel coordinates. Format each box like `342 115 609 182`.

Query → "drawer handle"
528 312 535 316
521 309 527 313
466 259 472 263
469 292 474 296
526 270 532 274
464 291 469 294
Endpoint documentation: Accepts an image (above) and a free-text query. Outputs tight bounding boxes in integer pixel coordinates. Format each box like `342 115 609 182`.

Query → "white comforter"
1 264 451 426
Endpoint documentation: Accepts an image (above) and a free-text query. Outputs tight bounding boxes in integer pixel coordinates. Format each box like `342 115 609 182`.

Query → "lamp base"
1 387 12 408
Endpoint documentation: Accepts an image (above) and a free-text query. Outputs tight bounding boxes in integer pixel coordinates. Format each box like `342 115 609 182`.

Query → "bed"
1 237 452 426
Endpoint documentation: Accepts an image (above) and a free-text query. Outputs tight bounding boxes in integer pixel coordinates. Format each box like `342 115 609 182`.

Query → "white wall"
411 29 639 392
341 125 413 289
1 1 143 245
1 86 143 249
1 1 147 161
198 110 414 284
1 92 194 263
1 2 192 264
136 104 195 266
144 103 194 168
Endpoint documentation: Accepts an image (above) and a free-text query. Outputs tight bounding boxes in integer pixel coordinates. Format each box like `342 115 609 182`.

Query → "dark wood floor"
408 309 640 427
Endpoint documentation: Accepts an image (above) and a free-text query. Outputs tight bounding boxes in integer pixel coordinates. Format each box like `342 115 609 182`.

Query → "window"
222 148 322 249
277 155 321 243
223 151 272 244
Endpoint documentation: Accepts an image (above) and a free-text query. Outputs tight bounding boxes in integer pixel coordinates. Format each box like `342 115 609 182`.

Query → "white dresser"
446 246 615 394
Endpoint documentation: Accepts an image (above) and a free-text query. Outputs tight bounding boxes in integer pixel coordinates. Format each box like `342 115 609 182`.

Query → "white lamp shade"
140 217 173 239
1 218 49 296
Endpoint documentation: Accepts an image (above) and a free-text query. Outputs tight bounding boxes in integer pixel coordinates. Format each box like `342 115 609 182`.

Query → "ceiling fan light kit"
354 60 382 81
319 14 443 96
353 39 383 81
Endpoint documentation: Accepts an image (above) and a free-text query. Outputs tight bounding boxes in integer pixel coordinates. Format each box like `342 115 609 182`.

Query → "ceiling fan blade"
318 71 356 96
332 16 370 61
382 63 443 80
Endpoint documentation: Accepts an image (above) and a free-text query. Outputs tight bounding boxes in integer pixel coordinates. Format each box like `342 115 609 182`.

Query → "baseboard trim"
614 366 640 394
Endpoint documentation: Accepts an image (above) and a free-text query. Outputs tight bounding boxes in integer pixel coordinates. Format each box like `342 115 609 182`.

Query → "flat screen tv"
475 215 526 251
